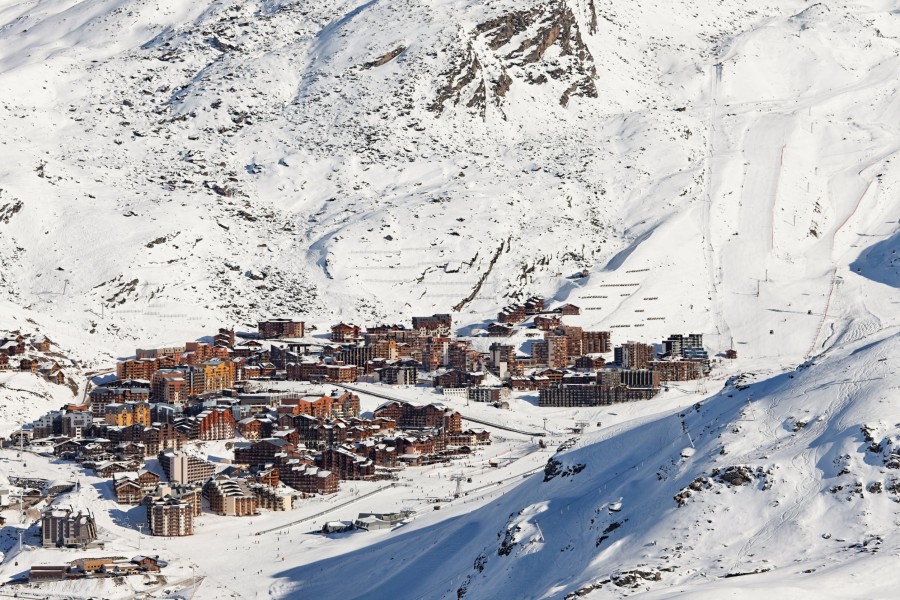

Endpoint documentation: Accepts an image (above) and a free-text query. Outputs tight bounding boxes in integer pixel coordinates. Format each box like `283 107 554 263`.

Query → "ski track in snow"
0 0 898 598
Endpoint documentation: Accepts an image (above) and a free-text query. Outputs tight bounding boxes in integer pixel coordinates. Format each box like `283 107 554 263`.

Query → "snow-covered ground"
0 0 899 597
283 328 900 600
0 371 75 438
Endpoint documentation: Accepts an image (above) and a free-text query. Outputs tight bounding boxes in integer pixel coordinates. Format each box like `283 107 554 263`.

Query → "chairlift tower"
450 474 466 499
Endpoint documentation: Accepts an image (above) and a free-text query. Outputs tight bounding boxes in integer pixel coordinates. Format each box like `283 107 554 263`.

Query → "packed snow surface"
0 0 899 597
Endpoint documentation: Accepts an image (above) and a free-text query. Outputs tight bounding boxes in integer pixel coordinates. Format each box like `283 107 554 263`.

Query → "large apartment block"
147 498 193 536
258 319 305 339
204 477 259 516
158 451 215 485
41 507 98 548
614 342 656 369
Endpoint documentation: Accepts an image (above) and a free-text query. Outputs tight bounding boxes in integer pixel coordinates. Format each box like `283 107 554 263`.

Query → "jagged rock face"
543 456 586 481
432 0 598 116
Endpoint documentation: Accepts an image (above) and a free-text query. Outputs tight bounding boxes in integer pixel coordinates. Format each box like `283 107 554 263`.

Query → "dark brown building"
373 401 461 433
331 323 361 342
614 341 656 369
258 319 305 339
321 446 375 480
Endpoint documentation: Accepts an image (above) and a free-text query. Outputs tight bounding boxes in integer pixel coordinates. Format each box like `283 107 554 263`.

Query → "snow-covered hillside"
282 327 900 600
0 0 894 360
1 0 899 597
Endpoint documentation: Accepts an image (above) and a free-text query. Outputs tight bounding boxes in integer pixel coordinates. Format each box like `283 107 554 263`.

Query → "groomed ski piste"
0 0 898 597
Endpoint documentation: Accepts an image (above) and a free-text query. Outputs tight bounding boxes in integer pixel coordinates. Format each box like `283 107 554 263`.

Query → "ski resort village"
2 0 900 598
0 284 736 597
0 297 726 597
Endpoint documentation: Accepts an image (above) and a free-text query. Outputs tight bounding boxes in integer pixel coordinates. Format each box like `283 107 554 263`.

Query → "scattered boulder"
674 476 710 505
713 465 755 486
612 568 661 588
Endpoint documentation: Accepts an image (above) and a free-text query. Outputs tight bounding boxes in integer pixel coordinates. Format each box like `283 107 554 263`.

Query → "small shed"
322 521 354 533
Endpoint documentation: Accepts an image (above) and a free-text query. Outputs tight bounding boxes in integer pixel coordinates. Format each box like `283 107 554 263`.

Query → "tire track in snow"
806 177 877 359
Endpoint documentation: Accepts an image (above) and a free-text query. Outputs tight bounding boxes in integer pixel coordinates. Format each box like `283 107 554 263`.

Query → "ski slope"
0 0 898 597
281 328 900 600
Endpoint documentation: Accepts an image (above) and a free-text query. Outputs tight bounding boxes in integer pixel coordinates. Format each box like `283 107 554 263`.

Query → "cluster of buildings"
10 319 501 539
0 332 71 385
28 555 167 583
9 301 723 548
530 334 712 407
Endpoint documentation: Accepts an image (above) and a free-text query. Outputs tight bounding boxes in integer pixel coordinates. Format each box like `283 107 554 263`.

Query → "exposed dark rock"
544 457 586 481
674 476 710 505
363 46 406 69
493 71 513 97
723 568 771 578
602 521 622 534
713 465 755 486
473 552 487 573
612 568 661 588
208 36 238 52
430 43 481 113
885 454 900 469
498 524 521 556
432 0 597 114
0 199 23 224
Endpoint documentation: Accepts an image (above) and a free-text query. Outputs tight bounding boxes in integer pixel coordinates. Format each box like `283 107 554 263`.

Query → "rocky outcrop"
362 46 406 69
675 465 772 505
587 0 599 34
674 476 711 506
498 524 521 556
544 457 586 481
430 43 483 112
0 198 22 224
493 71 513 97
612 568 662 588
431 0 598 116
713 465 755 486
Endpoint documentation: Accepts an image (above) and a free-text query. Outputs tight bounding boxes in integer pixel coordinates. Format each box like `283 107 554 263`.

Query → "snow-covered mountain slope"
279 327 900 600
0 0 895 361
0 1 898 597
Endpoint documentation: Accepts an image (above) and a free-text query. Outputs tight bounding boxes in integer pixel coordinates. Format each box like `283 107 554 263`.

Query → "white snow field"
0 0 898 597
283 330 900 600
